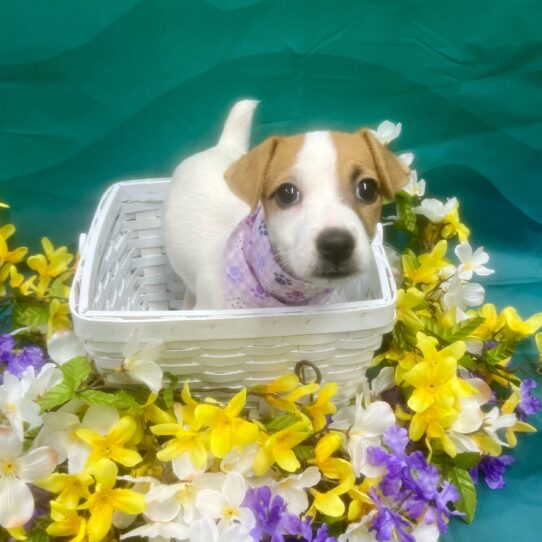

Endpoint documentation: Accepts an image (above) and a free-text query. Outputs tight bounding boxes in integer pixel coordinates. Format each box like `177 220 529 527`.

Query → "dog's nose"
316 228 355 264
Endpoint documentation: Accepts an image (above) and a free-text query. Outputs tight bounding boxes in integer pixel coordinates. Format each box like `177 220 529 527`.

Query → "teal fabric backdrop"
0 1 541 540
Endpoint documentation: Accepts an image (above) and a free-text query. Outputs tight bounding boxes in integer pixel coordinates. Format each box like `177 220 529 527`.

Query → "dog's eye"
355 178 379 203
273 183 301 207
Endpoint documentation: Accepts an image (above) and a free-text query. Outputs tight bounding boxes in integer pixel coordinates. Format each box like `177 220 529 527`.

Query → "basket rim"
69 178 397 324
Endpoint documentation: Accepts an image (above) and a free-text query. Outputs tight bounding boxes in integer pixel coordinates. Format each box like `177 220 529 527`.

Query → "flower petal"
195 489 224 519
0 477 34 528
47 331 86 365
17 447 57 482
222 471 246 507
127 359 163 394
0 427 22 460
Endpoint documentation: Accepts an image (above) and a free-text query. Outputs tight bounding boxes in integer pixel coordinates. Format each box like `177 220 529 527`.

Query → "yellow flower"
0 224 28 265
152 421 209 468
194 388 259 458
441 204 470 242
251 373 300 396
536 333 542 362
347 480 377 522
26 237 74 297
264 381 320 416
309 432 355 494
253 420 312 475
403 333 468 412
470 304 503 339
402 240 449 285
501 387 536 448
309 487 347 517
179 381 200 428
501 307 542 339
46 502 87 541
396 287 426 330
78 459 145 542
48 299 71 338
35 472 93 508
409 401 459 455
305 382 338 431
76 416 143 469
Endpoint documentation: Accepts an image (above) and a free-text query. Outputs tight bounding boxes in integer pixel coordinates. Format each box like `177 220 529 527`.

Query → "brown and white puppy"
163 100 409 309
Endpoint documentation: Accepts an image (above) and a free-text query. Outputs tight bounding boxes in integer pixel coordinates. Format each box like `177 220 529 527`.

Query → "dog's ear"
358 129 410 199
224 136 281 210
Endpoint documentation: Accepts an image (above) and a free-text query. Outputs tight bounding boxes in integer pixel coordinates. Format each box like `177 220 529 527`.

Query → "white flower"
0 372 42 440
454 242 494 281
483 407 517 447
347 397 396 477
47 330 86 365
195 471 255 531
121 521 190 541
402 170 426 198
107 330 164 394
275 466 321 516
442 274 485 311
189 517 253 542
370 120 402 144
411 521 440 542
35 404 119 473
413 197 458 223
220 444 259 478
338 513 377 542
331 368 395 430
0 427 57 528
20 363 62 401
447 378 491 453
398 152 414 167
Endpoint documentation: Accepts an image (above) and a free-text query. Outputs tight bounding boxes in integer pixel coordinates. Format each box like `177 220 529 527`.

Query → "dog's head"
224 129 409 285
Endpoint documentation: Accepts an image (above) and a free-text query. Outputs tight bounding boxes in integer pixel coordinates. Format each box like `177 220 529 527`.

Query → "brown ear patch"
224 136 281 210
359 129 410 199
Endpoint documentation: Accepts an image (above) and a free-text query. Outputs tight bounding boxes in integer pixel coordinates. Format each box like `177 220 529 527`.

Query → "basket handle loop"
294 360 321 385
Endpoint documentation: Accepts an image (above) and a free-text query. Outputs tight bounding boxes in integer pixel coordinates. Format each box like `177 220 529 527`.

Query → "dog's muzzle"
315 228 357 279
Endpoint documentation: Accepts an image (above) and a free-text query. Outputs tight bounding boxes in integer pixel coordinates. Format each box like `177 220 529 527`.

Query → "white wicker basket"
69 179 397 400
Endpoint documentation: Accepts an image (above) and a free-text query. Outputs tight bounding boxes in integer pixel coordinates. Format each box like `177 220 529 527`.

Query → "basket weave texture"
69 179 397 400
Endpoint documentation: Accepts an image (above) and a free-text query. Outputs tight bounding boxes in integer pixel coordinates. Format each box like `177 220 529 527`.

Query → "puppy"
163 100 408 310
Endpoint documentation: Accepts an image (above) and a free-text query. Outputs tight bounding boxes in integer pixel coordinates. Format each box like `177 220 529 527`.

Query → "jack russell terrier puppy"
163 100 409 310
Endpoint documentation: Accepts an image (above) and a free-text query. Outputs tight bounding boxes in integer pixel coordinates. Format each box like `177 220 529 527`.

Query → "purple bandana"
224 206 334 309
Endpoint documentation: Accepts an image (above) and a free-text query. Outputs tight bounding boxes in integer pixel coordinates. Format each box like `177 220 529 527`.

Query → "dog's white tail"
218 99 259 152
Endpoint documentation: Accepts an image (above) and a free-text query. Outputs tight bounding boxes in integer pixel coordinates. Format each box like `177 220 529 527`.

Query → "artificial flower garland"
0 123 541 542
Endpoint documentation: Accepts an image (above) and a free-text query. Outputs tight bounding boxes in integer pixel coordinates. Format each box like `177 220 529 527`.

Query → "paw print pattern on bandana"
286 290 307 302
250 284 268 301
258 221 268 236
226 265 244 284
274 272 292 286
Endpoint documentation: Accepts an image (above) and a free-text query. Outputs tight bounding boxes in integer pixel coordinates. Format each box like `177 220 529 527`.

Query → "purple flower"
517 379 542 420
471 455 515 490
242 486 287 542
243 488 338 542
368 426 461 534
370 490 414 542
7 346 46 377
0 333 15 363
282 514 338 542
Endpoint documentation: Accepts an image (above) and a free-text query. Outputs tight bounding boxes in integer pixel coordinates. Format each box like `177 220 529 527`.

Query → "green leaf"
59 356 92 391
395 193 419 234
27 527 51 542
266 413 300 432
78 390 141 412
12 298 49 329
484 341 516 366
449 467 477 523
458 354 477 371
443 317 486 342
162 372 179 410
38 357 91 411
293 444 314 461
39 383 76 411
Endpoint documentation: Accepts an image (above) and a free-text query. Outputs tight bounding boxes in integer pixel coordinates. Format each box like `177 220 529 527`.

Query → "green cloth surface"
0 1 541 539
